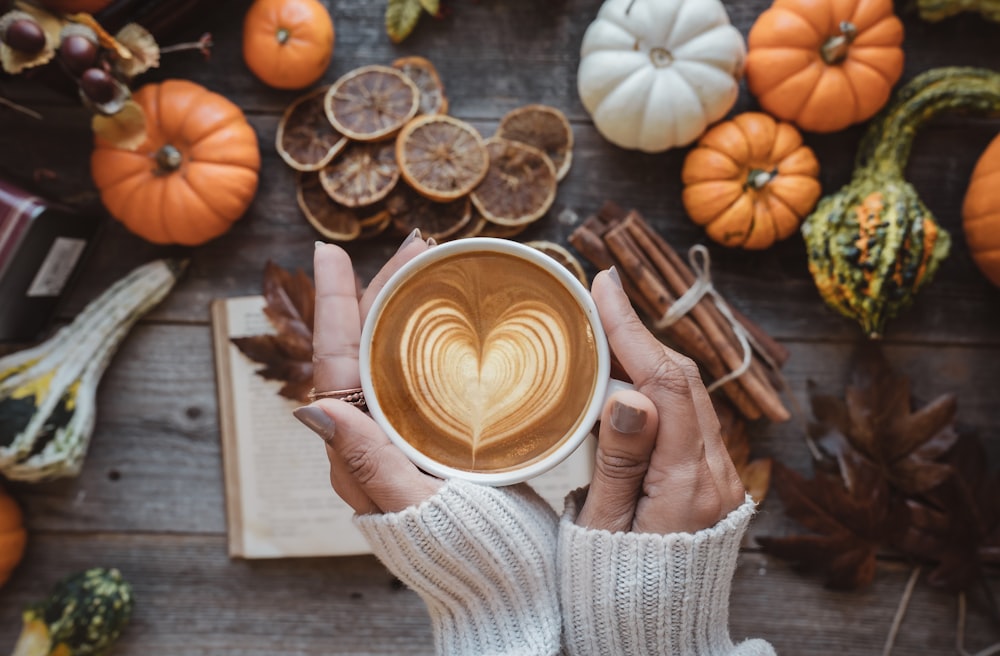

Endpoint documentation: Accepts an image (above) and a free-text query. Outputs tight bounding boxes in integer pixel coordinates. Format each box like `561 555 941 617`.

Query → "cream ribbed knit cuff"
558 490 775 656
355 480 562 656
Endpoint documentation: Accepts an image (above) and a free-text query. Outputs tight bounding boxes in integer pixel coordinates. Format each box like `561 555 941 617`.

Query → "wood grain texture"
0 0 998 653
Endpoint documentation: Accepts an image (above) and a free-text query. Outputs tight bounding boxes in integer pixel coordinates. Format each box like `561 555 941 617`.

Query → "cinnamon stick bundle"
569 202 791 423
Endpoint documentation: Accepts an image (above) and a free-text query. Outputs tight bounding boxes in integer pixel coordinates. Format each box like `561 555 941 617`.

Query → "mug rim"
358 237 611 486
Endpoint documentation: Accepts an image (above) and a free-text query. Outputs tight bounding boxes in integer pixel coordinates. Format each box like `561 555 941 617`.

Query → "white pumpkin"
578 0 746 153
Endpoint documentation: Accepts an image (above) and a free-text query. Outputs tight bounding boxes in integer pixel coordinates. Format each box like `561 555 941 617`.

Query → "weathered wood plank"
8 324 997 540
0 532 994 656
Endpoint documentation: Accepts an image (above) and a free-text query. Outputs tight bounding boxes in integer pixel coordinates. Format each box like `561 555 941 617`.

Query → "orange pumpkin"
0 488 26 587
682 112 821 249
745 0 904 133
35 0 113 13
242 0 335 90
91 80 261 246
963 132 1000 287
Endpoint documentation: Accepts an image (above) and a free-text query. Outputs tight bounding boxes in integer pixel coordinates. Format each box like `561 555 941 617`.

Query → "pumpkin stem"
276 27 291 45
155 145 183 174
820 21 857 65
747 168 776 190
649 47 673 68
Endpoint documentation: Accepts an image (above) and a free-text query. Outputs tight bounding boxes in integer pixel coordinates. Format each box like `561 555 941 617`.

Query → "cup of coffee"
359 237 628 485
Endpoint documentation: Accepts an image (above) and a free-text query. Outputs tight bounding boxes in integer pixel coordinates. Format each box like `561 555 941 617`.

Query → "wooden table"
1 1 998 654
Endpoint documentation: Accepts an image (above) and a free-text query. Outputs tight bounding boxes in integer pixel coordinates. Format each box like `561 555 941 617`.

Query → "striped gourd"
802 67 1000 338
0 259 185 481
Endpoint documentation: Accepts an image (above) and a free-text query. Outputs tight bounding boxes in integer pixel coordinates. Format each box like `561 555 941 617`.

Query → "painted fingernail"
396 228 422 254
426 237 437 247
293 406 336 446
315 240 325 250
607 266 623 289
610 400 645 434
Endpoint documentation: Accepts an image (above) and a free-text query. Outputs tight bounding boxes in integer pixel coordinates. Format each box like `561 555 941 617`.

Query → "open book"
212 296 596 559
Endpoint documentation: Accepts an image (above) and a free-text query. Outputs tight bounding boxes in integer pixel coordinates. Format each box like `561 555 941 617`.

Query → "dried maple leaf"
231 261 315 403
756 448 897 590
715 398 772 502
808 342 958 495
892 433 1000 594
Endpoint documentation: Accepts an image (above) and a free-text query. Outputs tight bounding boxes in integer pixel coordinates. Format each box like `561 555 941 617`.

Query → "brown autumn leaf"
715 398 772 503
756 448 897 590
808 342 958 495
231 261 315 403
891 433 1000 594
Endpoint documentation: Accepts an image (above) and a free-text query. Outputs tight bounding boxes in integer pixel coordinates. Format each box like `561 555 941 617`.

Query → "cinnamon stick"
603 226 764 420
621 216 789 422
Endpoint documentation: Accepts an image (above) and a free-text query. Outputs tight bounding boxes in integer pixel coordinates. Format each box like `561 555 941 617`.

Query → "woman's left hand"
295 234 442 515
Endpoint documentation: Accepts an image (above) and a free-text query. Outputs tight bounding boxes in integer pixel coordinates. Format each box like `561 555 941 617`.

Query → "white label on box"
26 237 87 298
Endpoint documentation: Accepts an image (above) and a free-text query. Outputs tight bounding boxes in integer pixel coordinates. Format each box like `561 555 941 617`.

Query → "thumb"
575 390 658 532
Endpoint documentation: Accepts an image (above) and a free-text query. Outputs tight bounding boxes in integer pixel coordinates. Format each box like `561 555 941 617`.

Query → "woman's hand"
575 267 746 535
294 232 442 515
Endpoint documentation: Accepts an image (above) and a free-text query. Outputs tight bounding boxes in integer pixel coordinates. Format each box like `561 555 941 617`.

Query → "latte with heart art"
369 251 598 473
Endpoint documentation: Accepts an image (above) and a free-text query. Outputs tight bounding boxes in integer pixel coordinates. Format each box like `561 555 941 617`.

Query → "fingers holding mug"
576 389 658 533
313 243 365 392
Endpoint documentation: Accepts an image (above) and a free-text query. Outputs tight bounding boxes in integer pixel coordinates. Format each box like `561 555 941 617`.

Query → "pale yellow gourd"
577 0 746 153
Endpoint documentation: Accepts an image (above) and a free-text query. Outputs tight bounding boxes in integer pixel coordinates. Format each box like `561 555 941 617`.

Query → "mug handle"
602 378 636 404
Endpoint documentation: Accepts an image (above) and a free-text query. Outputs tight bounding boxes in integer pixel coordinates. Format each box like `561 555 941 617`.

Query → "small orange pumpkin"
34 0 113 13
682 112 821 249
91 79 261 246
242 0 335 91
963 132 1000 287
0 488 26 587
745 0 904 133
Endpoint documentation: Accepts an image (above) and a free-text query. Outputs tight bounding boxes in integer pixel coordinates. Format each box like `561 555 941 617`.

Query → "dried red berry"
80 68 116 104
4 18 45 55
59 34 98 76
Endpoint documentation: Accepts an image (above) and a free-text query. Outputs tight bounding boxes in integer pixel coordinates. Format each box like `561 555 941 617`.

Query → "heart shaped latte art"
400 299 572 459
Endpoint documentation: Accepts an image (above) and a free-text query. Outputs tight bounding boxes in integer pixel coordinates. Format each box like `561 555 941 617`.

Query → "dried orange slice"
324 65 420 142
386 186 472 241
297 172 362 241
357 206 393 240
392 56 448 115
526 240 588 287
497 104 574 181
470 137 557 226
396 114 489 202
477 217 528 239
276 87 348 171
450 209 488 240
318 141 400 208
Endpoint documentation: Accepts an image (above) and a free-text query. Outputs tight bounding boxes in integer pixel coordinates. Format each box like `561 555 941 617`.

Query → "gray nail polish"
426 237 437 247
315 240 325 250
610 400 645 434
396 228 422 254
293 406 336 446
608 266 623 289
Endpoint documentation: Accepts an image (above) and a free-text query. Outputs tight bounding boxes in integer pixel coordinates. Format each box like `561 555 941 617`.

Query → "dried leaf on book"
231 261 315 403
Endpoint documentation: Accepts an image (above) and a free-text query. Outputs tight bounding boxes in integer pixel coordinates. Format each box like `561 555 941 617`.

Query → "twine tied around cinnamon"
654 245 774 393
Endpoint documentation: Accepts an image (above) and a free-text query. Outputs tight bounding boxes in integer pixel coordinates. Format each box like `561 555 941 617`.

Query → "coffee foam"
370 251 598 472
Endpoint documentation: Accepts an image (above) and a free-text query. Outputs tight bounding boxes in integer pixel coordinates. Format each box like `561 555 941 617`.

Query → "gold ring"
308 387 367 411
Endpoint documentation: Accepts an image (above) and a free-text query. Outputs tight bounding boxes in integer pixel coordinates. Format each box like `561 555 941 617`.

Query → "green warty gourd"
802 67 1000 338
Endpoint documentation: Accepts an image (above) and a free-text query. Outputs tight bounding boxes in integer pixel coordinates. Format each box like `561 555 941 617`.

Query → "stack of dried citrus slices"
276 57 574 243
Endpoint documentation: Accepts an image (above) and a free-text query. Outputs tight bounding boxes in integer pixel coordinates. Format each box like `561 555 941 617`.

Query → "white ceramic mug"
359 237 630 485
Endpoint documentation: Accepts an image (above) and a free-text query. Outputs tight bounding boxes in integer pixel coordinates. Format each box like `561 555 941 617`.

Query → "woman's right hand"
575 267 746 535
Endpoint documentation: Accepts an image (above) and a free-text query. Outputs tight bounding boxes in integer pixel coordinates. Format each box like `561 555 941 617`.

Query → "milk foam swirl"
399 298 572 460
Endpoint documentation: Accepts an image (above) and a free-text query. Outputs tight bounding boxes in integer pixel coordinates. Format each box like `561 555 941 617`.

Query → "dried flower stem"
159 32 213 59
881 567 920 656
0 94 42 120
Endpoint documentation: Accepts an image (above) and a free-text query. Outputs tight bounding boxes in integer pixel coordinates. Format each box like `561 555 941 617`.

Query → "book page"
214 296 594 559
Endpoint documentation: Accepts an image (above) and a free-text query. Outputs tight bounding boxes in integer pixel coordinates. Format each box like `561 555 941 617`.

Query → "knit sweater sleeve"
354 479 562 656
558 488 776 656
